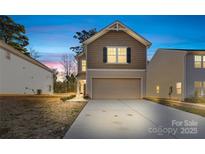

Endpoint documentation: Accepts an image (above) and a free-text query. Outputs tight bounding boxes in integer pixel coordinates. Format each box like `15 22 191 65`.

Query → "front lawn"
0 95 87 139
144 97 205 117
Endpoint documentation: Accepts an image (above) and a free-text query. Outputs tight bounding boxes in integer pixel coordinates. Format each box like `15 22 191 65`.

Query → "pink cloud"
42 61 65 81
42 61 64 72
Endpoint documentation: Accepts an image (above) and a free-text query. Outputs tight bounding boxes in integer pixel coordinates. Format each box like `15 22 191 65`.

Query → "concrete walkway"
64 100 205 139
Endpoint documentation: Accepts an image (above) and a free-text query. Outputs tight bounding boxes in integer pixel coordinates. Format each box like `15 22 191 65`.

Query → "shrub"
185 97 205 104
185 90 205 103
83 95 90 99
60 94 76 102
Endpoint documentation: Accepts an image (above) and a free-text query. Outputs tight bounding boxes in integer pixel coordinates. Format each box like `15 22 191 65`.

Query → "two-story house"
146 49 205 100
76 21 151 99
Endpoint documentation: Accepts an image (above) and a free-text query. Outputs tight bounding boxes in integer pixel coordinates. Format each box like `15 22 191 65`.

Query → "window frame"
106 46 128 64
203 56 205 68
81 60 86 72
194 55 202 68
194 81 203 96
156 85 160 94
176 82 182 94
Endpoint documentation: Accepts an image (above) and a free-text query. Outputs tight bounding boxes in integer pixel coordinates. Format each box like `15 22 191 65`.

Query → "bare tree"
61 53 77 92
29 47 40 60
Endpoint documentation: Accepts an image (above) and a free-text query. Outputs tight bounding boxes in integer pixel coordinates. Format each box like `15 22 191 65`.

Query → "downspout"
183 53 187 101
84 44 89 97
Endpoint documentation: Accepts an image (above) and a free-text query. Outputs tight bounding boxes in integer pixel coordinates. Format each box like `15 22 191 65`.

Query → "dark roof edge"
158 48 205 51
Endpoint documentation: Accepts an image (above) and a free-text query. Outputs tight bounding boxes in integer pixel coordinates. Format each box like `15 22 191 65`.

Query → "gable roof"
83 20 152 47
0 41 53 73
158 48 205 52
150 48 205 63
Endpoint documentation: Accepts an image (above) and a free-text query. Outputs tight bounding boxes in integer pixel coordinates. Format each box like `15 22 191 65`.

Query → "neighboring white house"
0 41 53 95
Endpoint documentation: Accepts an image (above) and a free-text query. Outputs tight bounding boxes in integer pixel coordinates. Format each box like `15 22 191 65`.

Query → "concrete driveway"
64 100 205 139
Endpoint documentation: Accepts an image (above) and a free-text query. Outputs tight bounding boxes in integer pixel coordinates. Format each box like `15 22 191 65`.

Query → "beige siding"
77 72 86 80
77 53 86 80
146 50 186 100
92 78 141 99
87 31 146 69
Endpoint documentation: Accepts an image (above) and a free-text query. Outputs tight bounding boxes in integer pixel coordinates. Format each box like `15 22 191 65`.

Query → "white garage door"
92 78 141 99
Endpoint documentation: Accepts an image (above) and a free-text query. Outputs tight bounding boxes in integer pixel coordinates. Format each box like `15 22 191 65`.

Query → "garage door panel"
92 78 141 99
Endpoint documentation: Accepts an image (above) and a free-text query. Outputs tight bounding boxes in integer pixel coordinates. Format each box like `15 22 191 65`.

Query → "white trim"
85 45 88 95
83 21 151 47
116 22 119 31
106 46 128 48
106 46 128 64
140 77 143 98
91 77 143 99
183 54 186 100
77 80 80 96
87 69 146 71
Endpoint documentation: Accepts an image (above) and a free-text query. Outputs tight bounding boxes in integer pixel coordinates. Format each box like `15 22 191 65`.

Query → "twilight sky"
11 15 205 71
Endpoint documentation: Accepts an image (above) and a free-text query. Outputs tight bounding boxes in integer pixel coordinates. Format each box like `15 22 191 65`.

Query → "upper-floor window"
194 55 205 68
203 56 205 68
81 60 86 72
107 47 127 64
176 82 182 94
194 55 201 68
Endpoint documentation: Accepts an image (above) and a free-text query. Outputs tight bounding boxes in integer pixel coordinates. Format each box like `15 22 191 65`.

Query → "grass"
144 97 205 117
0 95 87 139
185 97 205 104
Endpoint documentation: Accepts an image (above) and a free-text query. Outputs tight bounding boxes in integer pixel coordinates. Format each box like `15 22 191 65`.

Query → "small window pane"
118 48 126 55
118 48 127 63
107 48 117 63
194 81 202 88
107 56 117 63
82 60 86 72
118 56 127 63
194 55 202 68
108 48 117 55
176 82 182 89
156 85 160 94
195 55 201 61
203 56 205 68
177 89 182 94
194 81 203 96
176 82 182 94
